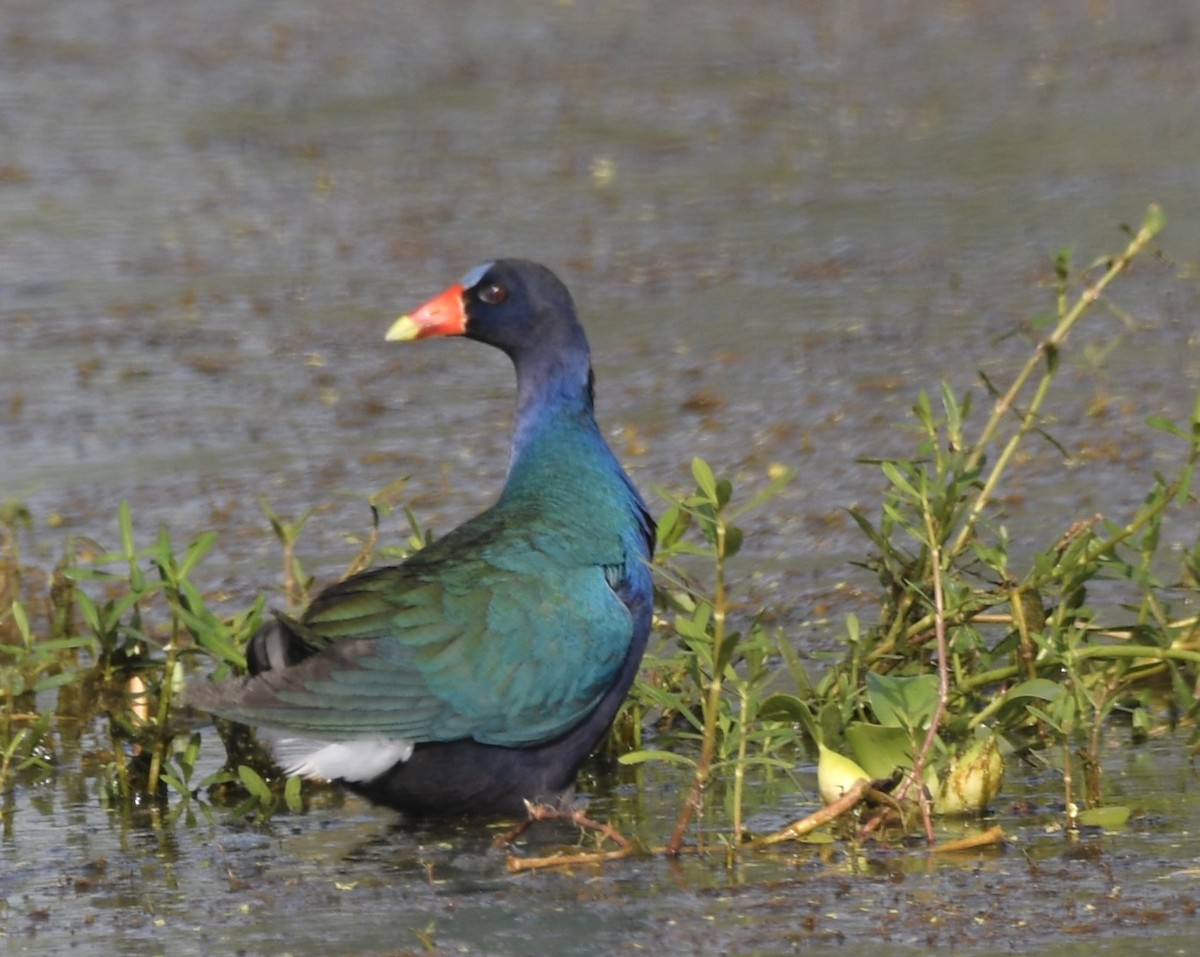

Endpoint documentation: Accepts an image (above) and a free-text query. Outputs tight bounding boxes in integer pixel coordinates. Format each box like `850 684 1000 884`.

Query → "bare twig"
949 206 1164 561
507 846 635 874
929 825 1005 853
753 778 871 847
499 801 637 874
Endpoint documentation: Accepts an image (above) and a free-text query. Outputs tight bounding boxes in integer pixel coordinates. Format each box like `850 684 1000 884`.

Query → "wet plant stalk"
868 207 1167 666
145 619 181 796
949 205 1164 560
905 502 949 844
666 514 729 857
732 679 750 844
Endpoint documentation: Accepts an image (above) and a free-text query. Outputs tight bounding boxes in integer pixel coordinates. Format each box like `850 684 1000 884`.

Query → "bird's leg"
494 800 631 850
494 814 535 847
535 801 632 850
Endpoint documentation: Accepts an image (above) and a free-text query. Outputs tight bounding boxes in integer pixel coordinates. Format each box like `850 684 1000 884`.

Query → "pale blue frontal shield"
459 261 496 290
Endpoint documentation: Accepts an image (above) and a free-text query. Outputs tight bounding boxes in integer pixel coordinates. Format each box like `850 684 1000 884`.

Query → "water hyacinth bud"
817 743 871 806
933 733 1004 815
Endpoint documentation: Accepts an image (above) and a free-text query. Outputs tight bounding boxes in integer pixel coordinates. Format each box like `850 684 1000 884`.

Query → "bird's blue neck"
500 338 587 461
498 347 652 566
504 366 602 499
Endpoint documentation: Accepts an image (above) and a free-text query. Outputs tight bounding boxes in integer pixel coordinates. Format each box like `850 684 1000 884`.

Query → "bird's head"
387 259 585 362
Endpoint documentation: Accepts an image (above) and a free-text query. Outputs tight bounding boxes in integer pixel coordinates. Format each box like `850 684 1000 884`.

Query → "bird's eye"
477 282 507 306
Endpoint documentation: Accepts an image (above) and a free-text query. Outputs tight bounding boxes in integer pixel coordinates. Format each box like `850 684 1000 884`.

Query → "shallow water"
3 0 1200 953
6 740 1200 956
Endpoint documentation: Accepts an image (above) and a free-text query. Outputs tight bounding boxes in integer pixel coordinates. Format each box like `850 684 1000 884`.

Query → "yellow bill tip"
385 314 421 342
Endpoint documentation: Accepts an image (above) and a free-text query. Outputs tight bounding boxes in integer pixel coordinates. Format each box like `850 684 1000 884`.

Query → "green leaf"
655 503 689 550
775 633 814 699
1044 342 1059 375
118 500 136 557
284 774 304 813
880 461 922 502
177 579 214 623
635 684 702 732
674 603 712 642
759 693 820 744
193 623 246 670
262 498 285 540
1004 678 1064 703
940 382 962 431
155 525 175 576
913 390 934 432
160 770 188 797
179 530 218 579
1025 704 1064 735
74 590 101 635
716 625 747 677
715 477 733 508
237 765 273 803
179 732 202 772
1076 805 1131 829
844 722 913 780
865 671 939 730
1130 706 1151 739
846 507 884 549
691 457 718 504
1146 415 1186 440
26 636 93 655
618 749 697 768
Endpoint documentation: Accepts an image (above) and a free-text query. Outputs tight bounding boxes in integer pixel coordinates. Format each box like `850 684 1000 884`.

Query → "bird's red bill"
387 283 468 341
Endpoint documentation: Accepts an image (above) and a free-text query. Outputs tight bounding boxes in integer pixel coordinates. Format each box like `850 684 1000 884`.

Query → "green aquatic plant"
807 204 1199 831
260 499 315 613
614 205 1197 857
621 457 795 852
62 502 262 807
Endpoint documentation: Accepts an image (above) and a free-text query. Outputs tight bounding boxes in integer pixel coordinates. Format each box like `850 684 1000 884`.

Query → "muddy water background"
2 1 1200 954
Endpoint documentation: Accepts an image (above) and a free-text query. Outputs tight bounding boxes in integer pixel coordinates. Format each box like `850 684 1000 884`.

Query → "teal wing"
201 511 637 747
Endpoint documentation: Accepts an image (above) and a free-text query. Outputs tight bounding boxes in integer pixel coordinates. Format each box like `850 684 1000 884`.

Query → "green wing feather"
207 506 636 748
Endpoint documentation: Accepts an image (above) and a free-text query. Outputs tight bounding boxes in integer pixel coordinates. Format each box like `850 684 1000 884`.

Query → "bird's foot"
493 799 631 851
527 800 632 850
499 800 638 873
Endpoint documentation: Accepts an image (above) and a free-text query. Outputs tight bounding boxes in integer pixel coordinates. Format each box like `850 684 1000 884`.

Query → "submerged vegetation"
2 206 1197 863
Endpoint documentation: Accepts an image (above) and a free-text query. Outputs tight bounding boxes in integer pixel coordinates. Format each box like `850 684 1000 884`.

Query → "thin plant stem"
732 682 749 844
894 495 949 844
949 207 1163 561
666 514 728 857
